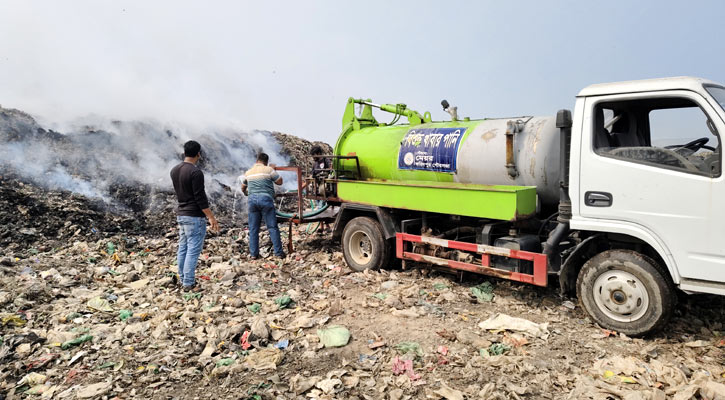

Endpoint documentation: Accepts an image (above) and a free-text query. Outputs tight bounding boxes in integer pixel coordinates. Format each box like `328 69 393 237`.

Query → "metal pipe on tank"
505 120 527 178
505 120 518 178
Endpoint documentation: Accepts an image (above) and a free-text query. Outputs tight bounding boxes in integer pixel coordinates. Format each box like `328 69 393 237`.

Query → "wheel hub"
348 231 373 265
611 290 627 304
592 269 649 322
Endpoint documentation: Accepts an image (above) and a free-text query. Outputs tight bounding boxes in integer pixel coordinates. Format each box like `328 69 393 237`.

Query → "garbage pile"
2 222 725 399
0 175 169 255
271 132 332 177
0 105 327 230
0 104 332 257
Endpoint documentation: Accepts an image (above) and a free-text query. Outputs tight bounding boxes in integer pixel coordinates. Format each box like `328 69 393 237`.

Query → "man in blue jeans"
170 140 219 291
241 152 285 259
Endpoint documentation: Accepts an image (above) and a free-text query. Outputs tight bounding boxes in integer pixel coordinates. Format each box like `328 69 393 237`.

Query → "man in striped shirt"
241 152 285 259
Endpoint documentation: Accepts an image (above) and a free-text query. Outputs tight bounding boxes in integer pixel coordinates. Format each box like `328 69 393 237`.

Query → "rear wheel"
576 249 675 336
342 216 391 272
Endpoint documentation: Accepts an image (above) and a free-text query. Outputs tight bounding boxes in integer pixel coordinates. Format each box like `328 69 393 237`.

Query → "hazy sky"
1 0 724 143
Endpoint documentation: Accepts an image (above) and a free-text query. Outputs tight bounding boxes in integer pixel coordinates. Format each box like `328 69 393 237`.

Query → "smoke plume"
0 107 292 216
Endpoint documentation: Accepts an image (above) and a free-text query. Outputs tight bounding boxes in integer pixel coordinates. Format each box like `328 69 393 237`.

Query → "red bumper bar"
395 233 548 287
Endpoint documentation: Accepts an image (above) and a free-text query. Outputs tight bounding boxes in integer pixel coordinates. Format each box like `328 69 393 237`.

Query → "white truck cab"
565 77 725 333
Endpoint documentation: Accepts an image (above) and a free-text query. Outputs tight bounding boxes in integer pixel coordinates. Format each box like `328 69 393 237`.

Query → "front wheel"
576 249 675 336
342 216 391 272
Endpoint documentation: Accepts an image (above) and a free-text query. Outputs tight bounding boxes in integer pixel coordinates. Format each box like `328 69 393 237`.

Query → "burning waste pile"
0 105 329 254
3 105 725 399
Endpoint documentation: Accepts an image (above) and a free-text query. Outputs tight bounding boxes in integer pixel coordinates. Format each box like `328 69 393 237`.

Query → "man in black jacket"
170 140 219 290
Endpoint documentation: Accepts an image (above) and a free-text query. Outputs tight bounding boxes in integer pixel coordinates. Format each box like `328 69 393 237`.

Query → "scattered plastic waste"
478 313 549 339
76 381 112 399
275 294 292 310
244 348 283 370
240 330 252 350
86 297 113 312
317 325 351 348
391 356 421 381
216 358 235 367
118 309 133 321
17 372 47 386
358 354 377 363
183 292 202 301
487 343 511 356
471 281 494 302
1 313 27 327
247 303 261 314
372 293 387 300
394 341 423 358
61 334 93 350
0 165 722 400
64 312 82 321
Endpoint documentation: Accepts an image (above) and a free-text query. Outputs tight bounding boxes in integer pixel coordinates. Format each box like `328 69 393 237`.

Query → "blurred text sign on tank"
398 128 467 173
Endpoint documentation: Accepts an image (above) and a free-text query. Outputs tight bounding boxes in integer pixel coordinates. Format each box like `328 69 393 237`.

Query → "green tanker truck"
309 77 725 336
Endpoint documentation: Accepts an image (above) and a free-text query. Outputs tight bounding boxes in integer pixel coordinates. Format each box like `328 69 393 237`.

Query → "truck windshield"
706 86 725 111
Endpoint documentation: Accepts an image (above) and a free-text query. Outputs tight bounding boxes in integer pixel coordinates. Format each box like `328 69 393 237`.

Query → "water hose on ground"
275 190 329 219
305 222 321 234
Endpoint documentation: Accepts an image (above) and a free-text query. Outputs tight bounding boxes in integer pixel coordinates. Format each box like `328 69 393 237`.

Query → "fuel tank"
334 116 561 207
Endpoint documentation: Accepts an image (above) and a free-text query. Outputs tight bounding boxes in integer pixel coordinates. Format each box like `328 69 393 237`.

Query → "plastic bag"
317 325 350 348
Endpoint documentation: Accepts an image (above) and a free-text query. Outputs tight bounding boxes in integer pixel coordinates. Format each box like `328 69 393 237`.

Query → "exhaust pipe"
543 109 573 272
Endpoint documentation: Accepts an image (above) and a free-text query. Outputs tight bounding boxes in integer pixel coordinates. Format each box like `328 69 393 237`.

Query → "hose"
276 203 328 218
275 189 329 218
537 212 560 239
305 222 321 234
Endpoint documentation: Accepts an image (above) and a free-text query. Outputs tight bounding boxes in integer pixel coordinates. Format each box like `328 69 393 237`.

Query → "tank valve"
441 100 458 121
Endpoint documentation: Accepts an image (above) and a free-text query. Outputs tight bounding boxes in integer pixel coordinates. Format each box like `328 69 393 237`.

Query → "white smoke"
0 141 106 200
0 108 291 214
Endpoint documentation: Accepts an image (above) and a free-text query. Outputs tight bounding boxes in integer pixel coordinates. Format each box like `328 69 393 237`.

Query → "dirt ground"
2 221 725 400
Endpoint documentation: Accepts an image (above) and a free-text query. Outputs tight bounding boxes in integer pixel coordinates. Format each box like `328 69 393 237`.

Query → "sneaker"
182 284 197 292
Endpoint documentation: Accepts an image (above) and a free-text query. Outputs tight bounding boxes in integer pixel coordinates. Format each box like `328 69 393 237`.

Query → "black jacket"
170 162 210 217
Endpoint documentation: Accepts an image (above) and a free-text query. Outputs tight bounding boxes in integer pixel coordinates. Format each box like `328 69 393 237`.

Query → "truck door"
578 90 724 283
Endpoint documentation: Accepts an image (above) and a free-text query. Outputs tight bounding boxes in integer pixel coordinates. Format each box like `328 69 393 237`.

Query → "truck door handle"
584 191 613 207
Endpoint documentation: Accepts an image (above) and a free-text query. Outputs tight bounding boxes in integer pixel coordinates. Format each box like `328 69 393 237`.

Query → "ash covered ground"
1 107 725 400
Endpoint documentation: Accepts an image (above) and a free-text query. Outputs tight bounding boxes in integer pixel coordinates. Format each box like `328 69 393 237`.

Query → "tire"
342 216 391 272
576 249 676 336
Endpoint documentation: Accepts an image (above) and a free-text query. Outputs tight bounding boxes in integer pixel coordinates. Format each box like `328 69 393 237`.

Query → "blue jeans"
248 194 284 257
177 216 207 287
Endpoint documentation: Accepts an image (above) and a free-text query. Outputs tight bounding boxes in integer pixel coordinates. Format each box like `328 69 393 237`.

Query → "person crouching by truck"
241 152 285 259
310 145 331 198
170 140 219 292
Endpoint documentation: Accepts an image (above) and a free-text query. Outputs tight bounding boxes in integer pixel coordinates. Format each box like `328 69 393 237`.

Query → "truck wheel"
342 216 391 272
576 249 675 336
